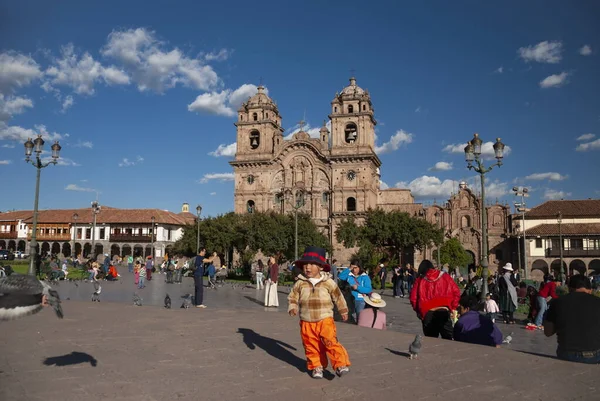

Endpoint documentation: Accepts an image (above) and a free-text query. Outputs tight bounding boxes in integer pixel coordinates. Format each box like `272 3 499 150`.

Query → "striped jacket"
288 272 349 322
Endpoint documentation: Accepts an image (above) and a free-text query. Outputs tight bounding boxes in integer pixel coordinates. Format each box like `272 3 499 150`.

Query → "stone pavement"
48 272 557 357
1 297 598 400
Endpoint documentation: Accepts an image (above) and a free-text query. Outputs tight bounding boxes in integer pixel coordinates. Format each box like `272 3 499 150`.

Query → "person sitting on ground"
454 294 503 348
544 275 600 364
105 264 118 281
357 293 387 330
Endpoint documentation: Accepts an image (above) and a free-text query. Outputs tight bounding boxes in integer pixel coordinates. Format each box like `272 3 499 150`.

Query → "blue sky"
1 0 599 216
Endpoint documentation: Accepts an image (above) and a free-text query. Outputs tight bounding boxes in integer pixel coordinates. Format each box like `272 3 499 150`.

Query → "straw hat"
502 262 514 271
364 293 386 308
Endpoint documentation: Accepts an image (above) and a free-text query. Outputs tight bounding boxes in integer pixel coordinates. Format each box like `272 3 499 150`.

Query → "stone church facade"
230 78 511 271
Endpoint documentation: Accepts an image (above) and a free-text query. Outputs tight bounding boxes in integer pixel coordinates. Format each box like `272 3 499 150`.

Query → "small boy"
483 292 500 323
454 295 503 347
288 246 351 379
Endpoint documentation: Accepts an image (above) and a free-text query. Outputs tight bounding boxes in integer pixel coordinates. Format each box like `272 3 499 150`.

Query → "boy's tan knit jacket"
287 272 349 322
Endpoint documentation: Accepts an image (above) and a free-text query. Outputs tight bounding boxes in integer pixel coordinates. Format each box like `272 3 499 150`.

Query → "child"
287 246 351 379
134 261 140 285
483 292 500 323
138 260 147 289
454 295 503 347
207 263 216 289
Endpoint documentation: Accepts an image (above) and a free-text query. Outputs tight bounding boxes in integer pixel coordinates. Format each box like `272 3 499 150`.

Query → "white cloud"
60 95 74 113
74 140 93 148
0 123 63 143
0 160 12 165
101 28 219 93
579 45 592 56
188 83 265 117
577 133 595 141
198 172 235 184
188 90 234 117
380 181 389 190
539 72 569 88
284 120 331 140
525 172 568 181
494 66 504 74
518 41 563 63
0 94 33 121
543 188 571 200
210 192 217 196
0 51 43 92
65 184 97 192
415 106 421 113
102 66 130 85
429 161 453 171
118 155 144 167
2 143 15 148
576 138 600 152
209 142 237 157
202 49 232 62
443 140 512 160
395 176 456 199
485 180 509 198
375 129 414 154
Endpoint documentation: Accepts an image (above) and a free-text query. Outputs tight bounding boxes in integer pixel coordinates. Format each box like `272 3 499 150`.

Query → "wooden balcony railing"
0 232 18 239
110 234 152 243
546 248 600 258
27 233 72 241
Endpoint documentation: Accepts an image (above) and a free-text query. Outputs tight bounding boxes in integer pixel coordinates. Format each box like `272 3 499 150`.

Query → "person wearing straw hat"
358 293 387 330
288 246 351 379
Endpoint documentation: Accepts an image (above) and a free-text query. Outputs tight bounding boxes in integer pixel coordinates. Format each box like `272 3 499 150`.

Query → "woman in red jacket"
410 260 461 339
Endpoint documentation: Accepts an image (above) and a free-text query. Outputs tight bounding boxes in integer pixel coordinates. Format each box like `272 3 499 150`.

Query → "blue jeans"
128 263 133 273
394 279 404 297
138 277 145 288
354 300 366 322
558 349 600 364
88 271 94 280
535 296 547 326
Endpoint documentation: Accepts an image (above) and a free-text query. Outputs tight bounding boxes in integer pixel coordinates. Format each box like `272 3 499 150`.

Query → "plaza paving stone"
1 271 597 401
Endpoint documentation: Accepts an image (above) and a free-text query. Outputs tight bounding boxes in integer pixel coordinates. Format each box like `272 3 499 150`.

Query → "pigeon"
409 334 422 360
181 293 192 309
503 332 514 344
164 294 171 309
0 274 64 321
133 293 143 306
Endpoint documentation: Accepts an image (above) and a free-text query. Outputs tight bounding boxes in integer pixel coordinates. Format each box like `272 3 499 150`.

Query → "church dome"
238 85 279 113
341 77 365 96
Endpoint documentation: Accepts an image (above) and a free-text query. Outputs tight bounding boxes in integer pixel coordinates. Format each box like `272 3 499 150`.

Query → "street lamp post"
151 216 155 261
464 133 506 301
513 186 529 279
284 188 305 261
24 135 61 275
435 211 442 269
72 213 78 260
196 205 202 254
514 224 521 272
90 201 101 260
557 212 564 283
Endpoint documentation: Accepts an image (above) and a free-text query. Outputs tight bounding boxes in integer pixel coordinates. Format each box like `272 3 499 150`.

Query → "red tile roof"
1 208 193 226
527 223 600 236
525 199 600 219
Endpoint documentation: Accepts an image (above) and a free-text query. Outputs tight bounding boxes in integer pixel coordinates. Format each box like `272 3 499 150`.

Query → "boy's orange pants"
300 317 351 370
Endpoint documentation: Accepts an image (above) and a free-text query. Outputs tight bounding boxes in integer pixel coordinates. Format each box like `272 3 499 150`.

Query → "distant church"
230 77 511 270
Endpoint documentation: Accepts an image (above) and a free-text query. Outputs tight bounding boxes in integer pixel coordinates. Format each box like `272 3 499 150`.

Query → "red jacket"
538 281 558 299
410 269 461 319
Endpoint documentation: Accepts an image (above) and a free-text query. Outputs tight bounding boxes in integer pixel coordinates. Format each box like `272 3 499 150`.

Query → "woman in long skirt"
498 263 518 324
264 256 279 307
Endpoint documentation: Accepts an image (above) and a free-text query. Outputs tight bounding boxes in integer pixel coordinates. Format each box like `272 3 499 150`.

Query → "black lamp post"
464 133 506 301
151 216 155 260
24 135 61 275
557 212 564 283
90 200 101 259
513 186 529 279
196 205 202 254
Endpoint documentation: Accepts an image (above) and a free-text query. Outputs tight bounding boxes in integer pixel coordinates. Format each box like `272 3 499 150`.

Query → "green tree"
437 237 471 270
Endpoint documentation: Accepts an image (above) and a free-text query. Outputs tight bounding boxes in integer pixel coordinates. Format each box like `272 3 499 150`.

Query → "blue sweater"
338 268 372 302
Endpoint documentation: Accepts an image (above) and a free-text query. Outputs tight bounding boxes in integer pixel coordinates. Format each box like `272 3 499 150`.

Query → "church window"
249 130 260 149
240 115 243 121
344 123 358 143
334 107 338 113
493 214 501 226
266 113 269 119
461 215 471 228
346 197 356 212
253 112 258 121
348 105 354 113
322 192 329 204
247 200 255 214
362 104 366 111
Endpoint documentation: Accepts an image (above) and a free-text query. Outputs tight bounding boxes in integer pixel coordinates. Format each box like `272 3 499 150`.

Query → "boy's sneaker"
312 367 324 379
335 366 350 377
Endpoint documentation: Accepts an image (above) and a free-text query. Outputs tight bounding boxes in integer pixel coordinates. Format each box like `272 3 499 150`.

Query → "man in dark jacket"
194 249 210 308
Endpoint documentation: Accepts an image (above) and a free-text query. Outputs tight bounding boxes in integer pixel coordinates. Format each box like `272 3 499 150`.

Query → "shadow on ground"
237 328 307 373
385 347 411 358
43 351 98 367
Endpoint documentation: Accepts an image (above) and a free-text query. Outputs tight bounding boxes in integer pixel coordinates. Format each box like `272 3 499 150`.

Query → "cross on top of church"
298 119 306 132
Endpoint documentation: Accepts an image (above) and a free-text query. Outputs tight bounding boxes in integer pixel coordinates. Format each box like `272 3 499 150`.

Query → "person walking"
410 259 461 339
393 264 404 298
145 256 153 281
255 259 265 290
138 260 147 289
264 256 279 307
127 255 134 273
378 259 388 293
498 263 518 324
194 249 211 308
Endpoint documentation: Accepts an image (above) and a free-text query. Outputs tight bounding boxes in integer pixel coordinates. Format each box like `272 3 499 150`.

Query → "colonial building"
513 199 600 280
0 203 196 259
230 77 512 269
